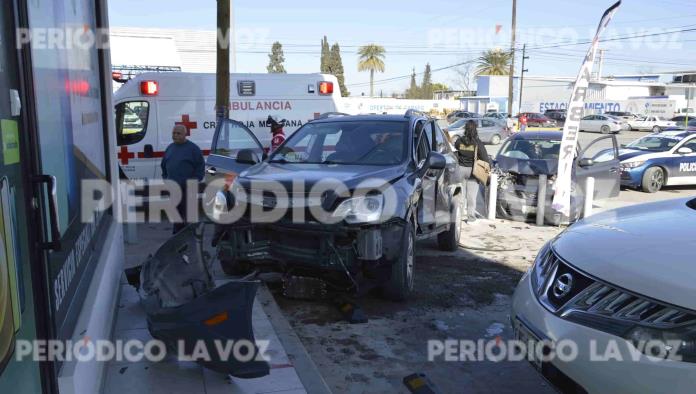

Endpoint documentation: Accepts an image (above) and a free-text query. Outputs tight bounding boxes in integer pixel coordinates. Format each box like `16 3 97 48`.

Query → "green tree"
266 41 286 73
431 82 449 92
405 68 419 99
357 44 386 97
420 63 433 99
320 36 330 73
475 49 512 76
329 43 349 96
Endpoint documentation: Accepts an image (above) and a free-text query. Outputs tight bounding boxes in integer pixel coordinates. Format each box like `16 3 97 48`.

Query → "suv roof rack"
404 109 429 118
316 112 350 119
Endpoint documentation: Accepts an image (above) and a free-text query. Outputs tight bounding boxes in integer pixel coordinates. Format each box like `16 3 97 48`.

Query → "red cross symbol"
175 114 198 136
118 145 134 165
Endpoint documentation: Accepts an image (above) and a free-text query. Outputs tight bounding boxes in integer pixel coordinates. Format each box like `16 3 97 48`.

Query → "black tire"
383 223 415 301
219 258 251 276
438 194 462 251
652 125 661 133
490 134 501 145
641 167 664 193
600 125 611 134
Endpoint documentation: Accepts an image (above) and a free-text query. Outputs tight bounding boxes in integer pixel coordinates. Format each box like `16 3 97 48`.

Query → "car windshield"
499 139 562 160
449 119 468 129
626 136 680 152
269 120 408 165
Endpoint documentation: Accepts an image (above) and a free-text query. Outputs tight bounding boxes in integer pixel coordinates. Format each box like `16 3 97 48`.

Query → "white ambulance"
113 72 341 180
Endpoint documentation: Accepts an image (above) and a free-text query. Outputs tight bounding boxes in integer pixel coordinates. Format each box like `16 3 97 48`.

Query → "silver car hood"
552 198 696 311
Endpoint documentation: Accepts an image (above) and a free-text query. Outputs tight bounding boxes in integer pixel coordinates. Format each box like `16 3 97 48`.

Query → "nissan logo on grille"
553 273 574 299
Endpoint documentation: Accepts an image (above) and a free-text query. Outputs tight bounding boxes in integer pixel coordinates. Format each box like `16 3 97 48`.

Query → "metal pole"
507 0 517 114
583 177 595 218
487 173 498 221
216 0 231 122
518 44 528 115
536 174 546 226
597 49 606 81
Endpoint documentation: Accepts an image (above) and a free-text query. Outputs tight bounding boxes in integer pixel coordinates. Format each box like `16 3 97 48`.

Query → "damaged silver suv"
203 112 462 301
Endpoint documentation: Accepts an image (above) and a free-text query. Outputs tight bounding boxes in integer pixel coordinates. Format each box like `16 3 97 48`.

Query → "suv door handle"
610 167 619 173
32 175 61 251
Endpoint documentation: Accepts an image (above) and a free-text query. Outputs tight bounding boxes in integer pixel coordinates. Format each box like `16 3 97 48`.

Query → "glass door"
0 2 44 393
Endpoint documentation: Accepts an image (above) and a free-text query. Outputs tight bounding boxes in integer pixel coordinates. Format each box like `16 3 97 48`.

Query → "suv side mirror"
677 147 694 155
578 158 594 167
236 149 261 165
424 151 446 171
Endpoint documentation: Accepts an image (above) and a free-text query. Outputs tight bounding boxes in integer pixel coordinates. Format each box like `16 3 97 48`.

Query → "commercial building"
457 73 696 117
0 1 123 393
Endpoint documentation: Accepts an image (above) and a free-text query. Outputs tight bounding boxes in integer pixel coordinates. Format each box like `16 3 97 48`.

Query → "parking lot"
267 127 696 393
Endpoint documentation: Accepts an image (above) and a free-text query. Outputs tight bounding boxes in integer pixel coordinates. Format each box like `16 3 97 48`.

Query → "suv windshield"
626 136 680 152
499 139 562 160
269 120 409 165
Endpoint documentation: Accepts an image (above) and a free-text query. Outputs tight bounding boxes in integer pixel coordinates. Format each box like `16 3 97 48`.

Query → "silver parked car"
445 117 510 145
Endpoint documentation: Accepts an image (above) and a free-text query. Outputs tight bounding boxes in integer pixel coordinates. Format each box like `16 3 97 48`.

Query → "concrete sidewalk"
103 222 330 394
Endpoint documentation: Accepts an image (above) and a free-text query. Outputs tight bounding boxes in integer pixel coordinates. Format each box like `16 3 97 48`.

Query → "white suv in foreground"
511 197 696 394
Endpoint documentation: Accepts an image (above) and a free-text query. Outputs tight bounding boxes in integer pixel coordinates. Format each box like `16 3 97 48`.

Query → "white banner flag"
552 1 622 216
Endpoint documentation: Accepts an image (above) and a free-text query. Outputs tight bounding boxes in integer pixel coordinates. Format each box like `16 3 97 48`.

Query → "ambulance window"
115 101 149 145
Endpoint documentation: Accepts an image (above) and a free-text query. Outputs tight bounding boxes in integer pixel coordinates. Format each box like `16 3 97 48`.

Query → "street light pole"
216 0 231 122
507 0 517 114
518 44 528 115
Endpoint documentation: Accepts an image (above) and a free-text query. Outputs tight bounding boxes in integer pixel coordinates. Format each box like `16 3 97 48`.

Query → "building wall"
110 27 237 73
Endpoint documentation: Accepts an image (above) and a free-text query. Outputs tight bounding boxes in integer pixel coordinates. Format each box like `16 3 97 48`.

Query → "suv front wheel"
383 223 415 301
437 193 462 251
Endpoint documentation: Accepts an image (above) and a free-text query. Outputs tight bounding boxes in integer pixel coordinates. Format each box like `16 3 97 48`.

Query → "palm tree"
357 44 386 97
475 49 512 76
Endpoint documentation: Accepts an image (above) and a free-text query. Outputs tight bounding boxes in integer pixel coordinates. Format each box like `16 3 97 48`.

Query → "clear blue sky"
108 0 696 96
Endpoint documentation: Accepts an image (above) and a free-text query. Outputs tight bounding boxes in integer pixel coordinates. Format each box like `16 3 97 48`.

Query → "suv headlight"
332 195 383 223
620 161 645 170
530 241 554 294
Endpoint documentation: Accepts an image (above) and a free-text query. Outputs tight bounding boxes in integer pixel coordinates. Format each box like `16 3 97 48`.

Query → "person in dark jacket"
161 124 205 233
453 120 492 222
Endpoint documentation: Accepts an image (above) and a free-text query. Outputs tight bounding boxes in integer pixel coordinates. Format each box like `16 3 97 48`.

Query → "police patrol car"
616 130 696 192
113 72 341 180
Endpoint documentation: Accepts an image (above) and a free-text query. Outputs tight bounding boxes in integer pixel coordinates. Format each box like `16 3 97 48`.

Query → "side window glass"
683 138 696 151
424 122 434 149
116 101 149 145
433 124 449 153
213 120 264 159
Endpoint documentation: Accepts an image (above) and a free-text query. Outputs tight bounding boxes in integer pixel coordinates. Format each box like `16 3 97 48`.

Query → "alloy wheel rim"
651 170 663 189
406 231 414 289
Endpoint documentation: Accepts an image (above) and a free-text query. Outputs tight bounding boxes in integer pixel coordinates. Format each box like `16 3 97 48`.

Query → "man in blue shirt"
161 124 205 233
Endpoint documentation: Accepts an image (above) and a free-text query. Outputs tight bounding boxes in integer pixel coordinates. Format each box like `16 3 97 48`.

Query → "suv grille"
537 249 696 332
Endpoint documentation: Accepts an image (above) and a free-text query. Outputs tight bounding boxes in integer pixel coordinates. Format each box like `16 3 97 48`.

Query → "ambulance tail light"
140 80 159 96
318 81 334 95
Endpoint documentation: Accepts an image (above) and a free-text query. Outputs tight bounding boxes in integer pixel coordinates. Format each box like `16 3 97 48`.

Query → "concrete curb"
256 284 333 394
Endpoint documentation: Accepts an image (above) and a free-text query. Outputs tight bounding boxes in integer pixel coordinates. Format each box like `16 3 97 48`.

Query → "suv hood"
239 162 407 191
553 197 696 310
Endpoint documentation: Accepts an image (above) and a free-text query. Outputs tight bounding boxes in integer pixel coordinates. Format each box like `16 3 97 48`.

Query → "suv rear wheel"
437 194 462 251
383 223 415 301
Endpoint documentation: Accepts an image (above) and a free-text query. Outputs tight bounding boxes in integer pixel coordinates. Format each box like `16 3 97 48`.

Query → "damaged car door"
415 121 438 231
205 119 265 186
576 134 621 199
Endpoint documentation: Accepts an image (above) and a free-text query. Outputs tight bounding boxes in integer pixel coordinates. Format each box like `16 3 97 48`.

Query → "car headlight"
625 323 696 363
332 195 383 223
620 161 645 170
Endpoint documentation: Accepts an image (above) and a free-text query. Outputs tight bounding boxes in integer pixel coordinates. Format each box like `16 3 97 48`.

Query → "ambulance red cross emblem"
175 114 198 136
118 145 134 165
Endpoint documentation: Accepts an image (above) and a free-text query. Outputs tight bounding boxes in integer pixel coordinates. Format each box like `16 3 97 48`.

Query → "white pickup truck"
627 116 676 132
